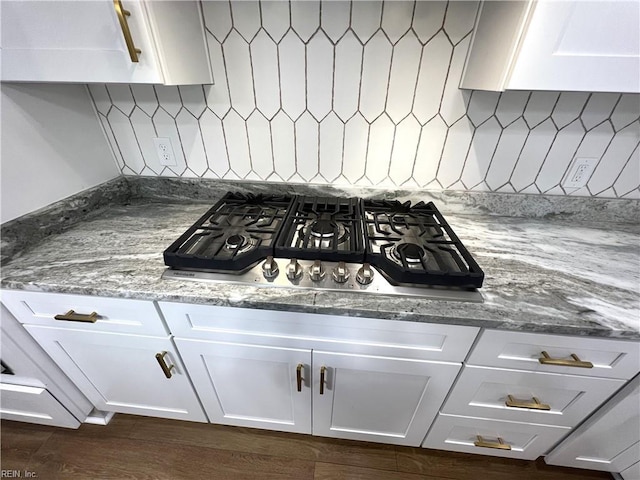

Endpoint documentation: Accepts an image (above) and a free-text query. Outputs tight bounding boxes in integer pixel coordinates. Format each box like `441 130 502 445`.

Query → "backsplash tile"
90 0 640 198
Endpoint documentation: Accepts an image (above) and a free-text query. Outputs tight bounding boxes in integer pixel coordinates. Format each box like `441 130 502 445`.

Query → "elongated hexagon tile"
154 86 182 117
351 1 382 43
246 111 274 180
611 94 640 131
130 85 158 117
260 1 290 43
443 1 478 44
366 114 395 184
321 0 350 42
439 35 471 126
594 187 618 198
108 108 145 174
574 121 614 161
130 107 161 174
588 121 640 194
523 92 559 129
223 110 252 178
152 108 187 174
343 113 369 183
224 169 241 180
107 84 135 116
535 119 585 193
495 91 529 127
97 114 124 170
520 184 540 194
437 118 474 188
306 31 333 121
389 115 421 185
204 37 231 118
510 118 556 192
359 30 392 122
334 31 362 122
319 112 344 182
413 115 447 186
271 111 296 180
381 1 414 44
295 112 319 181
413 0 446 43
223 31 255 119
279 30 306 120
581 93 621 131
386 31 421 123
231 0 261 42
496 183 515 193
614 145 640 196
251 30 280 120
485 118 528 190
202 1 232 41
461 117 501 188
291 0 319 42
176 110 208 177
200 109 229 177
88 85 112 115
621 188 640 199
552 92 590 129
413 31 451 123
466 91 499 127
179 85 207 118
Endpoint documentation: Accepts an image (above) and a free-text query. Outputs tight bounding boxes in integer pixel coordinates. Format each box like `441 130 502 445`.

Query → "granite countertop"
1 178 639 339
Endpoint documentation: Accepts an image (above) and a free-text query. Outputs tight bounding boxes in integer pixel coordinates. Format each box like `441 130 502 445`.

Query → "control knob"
261 256 279 279
332 262 350 284
309 260 326 282
356 263 374 285
286 258 303 281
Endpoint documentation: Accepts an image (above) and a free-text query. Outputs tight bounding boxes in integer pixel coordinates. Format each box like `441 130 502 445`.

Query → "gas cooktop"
162 192 484 302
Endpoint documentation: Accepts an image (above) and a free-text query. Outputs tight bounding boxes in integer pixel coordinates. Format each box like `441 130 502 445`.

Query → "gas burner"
390 242 428 266
225 234 248 249
300 213 349 248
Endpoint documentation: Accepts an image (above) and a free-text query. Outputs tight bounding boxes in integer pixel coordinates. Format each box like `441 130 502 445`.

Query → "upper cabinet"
461 0 640 93
0 0 214 85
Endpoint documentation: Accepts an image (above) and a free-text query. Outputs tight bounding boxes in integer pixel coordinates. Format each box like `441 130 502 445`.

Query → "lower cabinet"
0 383 81 429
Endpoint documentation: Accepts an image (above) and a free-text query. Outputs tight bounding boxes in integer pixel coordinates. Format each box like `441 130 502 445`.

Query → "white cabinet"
461 0 640 93
0 0 213 84
0 383 80 428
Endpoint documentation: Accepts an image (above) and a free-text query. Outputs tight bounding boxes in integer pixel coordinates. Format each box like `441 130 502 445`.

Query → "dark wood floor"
1 415 612 479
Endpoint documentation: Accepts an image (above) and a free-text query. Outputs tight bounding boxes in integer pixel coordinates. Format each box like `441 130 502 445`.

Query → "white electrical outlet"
153 137 177 166
562 157 598 188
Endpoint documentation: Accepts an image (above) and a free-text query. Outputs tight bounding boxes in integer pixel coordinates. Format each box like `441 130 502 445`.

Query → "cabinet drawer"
423 413 570 460
2 290 167 336
0 383 80 428
159 302 479 362
468 330 640 379
442 365 625 427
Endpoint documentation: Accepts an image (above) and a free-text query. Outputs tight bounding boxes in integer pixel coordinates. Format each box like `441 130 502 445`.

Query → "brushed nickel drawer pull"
54 310 98 323
539 351 593 368
474 435 512 450
319 366 327 395
506 394 551 410
113 0 141 62
155 351 175 379
296 364 303 392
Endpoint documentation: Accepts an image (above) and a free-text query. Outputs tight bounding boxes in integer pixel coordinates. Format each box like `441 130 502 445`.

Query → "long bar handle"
505 394 550 410
296 364 303 392
54 310 98 323
539 351 593 368
155 351 175 379
113 0 141 62
474 435 512 450
319 366 327 395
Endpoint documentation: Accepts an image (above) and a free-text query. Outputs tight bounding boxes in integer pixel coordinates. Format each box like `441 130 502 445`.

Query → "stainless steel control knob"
309 260 325 282
286 258 303 281
356 263 374 285
261 256 279 279
332 261 350 283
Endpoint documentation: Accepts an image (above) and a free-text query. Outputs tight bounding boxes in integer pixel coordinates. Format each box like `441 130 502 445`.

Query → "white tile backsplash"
91 0 640 199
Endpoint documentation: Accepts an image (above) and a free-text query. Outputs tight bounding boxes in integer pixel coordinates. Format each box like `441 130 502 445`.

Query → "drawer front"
159 302 479 361
2 290 167 336
442 365 625 427
0 383 80 428
468 330 640 380
423 413 570 460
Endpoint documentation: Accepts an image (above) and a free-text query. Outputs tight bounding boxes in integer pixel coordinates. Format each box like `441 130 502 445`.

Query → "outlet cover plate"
153 137 177 167
562 157 598 189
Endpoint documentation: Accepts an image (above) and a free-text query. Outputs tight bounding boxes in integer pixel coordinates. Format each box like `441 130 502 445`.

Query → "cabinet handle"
538 351 593 368
296 364 303 392
505 394 550 410
54 310 98 323
319 366 327 395
113 0 141 62
155 351 175 379
474 435 512 450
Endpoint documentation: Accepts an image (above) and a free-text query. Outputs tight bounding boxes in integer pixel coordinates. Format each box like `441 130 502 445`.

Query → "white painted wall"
1 83 120 223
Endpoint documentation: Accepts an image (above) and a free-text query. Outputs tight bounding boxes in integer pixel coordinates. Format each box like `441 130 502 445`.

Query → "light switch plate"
562 157 598 188
153 137 177 166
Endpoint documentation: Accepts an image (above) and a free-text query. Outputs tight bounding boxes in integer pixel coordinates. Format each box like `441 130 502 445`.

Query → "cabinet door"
175 338 312 434
313 351 461 446
25 325 206 423
0 383 80 429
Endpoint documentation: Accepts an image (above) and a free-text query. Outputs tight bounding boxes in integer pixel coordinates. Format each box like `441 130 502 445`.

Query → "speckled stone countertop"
1 177 639 339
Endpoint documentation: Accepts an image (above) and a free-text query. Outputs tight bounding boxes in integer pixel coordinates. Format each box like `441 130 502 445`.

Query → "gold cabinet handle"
296 364 303 392
319 366 327 395
155 351 175 379
505 394 550 410
538 351 593 368
474 435 512 450
54 310 98 323
113 0 141 62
